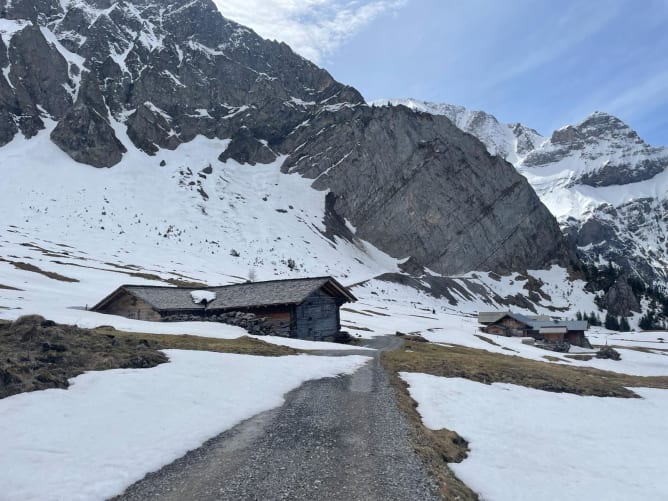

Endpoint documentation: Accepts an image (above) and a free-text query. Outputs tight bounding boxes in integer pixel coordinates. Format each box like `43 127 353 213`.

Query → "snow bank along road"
114 336 441 501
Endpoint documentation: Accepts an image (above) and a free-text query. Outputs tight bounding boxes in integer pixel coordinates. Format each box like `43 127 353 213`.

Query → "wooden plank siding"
294 290 341 340
99 290 161 321
484 316 529 337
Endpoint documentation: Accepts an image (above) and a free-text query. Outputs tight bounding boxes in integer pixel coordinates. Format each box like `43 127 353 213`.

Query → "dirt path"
113 335 441 501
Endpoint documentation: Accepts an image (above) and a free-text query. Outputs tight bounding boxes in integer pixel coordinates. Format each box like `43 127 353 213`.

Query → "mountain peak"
549 111 643 148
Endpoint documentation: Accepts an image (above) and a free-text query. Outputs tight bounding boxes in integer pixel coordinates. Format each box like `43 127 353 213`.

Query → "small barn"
478 311 590 347
92 276 356 341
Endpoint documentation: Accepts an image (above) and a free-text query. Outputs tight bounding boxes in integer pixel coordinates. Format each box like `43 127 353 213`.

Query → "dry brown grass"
565 354 594 361
0 258 78 282
1 317 300 399
164 278 208 288
91 327 298 357
50 259 207 288
474 334 501 346
384 341 668 399
0 284 22 290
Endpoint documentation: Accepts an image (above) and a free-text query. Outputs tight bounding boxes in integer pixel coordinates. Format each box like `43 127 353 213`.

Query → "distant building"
92 276 356 341
478 311 590 347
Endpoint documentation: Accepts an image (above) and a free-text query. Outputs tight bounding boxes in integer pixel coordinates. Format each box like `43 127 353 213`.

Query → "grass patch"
474 334 500 346
341 308 373 316
565 354 594 361
164 278 208 288
0 258 78 282
50 260 207 288
543 355 569 363
383 342 668 399
91 327 298 357
0 284 22 290
1 317 299 399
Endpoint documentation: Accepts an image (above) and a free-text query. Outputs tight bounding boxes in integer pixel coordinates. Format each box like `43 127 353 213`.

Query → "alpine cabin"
92 276 356 341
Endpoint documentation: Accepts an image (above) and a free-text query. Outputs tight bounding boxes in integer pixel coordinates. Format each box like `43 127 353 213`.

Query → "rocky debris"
333 330 353 344
596 346 621 361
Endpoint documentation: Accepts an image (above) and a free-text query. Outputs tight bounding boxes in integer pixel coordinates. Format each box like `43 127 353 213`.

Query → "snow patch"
190 290 216 304
402 373 668 501
0 350 370 500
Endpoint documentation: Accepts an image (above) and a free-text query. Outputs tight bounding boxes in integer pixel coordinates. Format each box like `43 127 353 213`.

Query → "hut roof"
92 276 356 313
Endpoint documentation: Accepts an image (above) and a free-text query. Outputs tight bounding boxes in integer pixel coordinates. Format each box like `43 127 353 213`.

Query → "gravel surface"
113 336 441 500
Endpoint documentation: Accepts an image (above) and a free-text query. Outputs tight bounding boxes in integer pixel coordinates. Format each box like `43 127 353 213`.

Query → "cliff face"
280 105 572 275
0 0 361 165
0 0 574 276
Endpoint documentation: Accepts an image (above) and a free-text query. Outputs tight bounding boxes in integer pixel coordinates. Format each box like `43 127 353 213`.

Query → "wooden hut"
92 276 356 341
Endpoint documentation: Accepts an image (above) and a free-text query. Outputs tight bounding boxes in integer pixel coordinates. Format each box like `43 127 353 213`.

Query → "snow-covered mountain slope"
376 99 668 287
0 118 594 329
518 112 668 285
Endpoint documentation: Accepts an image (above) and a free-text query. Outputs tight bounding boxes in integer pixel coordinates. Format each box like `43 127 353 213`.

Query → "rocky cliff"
280 104 572 275
0 0 574 276
382 100 668 287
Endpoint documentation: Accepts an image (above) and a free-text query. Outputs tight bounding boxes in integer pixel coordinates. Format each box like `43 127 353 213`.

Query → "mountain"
380 99 668 295
0 0 574 284
519 112 668 291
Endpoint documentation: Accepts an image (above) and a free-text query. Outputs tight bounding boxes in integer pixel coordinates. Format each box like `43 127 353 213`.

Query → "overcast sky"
215 0 668 145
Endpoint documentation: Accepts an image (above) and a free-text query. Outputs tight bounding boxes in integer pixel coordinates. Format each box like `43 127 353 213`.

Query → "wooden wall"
485 317 528 337
565 331 587 347
294 290 340 340
97 291 161 321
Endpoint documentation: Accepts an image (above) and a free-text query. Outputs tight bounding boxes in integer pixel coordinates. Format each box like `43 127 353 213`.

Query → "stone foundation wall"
161 311 291 337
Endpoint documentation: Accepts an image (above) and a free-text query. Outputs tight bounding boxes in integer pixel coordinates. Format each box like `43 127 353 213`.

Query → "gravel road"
113 336 441 500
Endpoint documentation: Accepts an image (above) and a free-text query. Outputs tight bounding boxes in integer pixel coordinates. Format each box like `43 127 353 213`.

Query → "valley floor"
2 219 668 500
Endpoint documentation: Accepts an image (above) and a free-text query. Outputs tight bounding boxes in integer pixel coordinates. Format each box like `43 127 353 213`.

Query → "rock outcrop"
280 105 574 275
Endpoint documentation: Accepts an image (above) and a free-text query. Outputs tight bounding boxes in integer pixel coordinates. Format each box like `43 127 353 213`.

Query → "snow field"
401 373 668 501
0 350 371 501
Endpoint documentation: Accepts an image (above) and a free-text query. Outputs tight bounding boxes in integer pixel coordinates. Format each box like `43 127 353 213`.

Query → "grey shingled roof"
95 277 355 312
477 311 510 324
